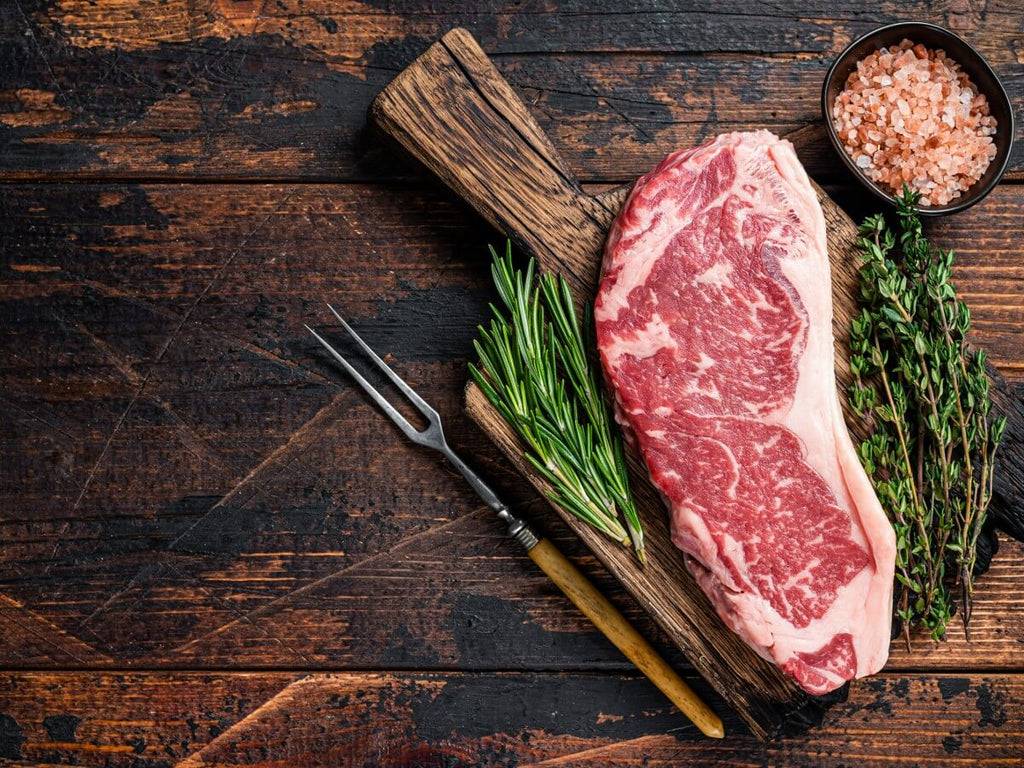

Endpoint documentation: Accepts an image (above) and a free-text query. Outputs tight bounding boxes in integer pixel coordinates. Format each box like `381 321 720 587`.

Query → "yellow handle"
528 538 725 739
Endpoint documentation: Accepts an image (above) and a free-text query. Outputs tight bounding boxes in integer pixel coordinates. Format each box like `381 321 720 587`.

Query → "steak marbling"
594 131 895 695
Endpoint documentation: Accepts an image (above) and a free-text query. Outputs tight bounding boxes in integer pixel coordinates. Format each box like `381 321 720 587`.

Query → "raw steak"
594 131 895 695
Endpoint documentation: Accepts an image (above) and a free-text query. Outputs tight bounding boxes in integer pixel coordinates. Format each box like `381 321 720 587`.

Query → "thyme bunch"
470 243 645 562
849 188 1006 646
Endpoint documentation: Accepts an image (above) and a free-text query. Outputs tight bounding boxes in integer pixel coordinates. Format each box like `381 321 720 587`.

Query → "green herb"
849 188 1006 646
470 242 645 562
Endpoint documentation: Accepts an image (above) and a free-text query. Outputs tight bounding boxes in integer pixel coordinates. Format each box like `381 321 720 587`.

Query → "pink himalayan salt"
833 39 997 207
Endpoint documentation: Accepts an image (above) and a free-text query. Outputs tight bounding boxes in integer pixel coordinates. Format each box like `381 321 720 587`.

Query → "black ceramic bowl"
822 22 1013 215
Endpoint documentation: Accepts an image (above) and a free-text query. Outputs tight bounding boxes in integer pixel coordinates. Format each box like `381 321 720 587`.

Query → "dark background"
1 1 1022 765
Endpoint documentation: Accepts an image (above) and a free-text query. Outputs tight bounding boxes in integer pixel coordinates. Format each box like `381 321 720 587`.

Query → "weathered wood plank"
0 671 1021 765
1 1 1021 181
15 0 1019 57
0 672 299 765
1 181 1022 674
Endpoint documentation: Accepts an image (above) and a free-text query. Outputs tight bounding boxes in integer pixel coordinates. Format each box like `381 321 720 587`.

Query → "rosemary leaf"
472 242 645 562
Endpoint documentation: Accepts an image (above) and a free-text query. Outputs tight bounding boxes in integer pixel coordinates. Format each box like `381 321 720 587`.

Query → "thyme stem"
848 188 1006 643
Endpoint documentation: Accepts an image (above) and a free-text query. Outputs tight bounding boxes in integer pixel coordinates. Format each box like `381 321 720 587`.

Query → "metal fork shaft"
308 315 534 545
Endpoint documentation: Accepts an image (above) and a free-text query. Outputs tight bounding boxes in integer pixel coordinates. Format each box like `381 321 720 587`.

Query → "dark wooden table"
2 3 1023 765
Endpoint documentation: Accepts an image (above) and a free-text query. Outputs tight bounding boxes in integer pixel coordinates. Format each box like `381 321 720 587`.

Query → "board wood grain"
371 28 1024 740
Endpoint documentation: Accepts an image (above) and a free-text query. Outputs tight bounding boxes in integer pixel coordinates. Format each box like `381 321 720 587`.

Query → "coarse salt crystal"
833 38 997 205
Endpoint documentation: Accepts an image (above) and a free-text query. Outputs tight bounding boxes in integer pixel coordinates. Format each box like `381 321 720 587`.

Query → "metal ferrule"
510 522 539 551
497 507 540 551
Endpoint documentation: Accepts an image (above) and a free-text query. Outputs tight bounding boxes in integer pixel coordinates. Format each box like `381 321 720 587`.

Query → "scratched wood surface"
1 672 1021 766
2 2 1024 183
1 1 1023 765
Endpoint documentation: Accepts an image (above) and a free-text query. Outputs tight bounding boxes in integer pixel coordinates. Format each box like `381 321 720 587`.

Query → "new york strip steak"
595 131 896 695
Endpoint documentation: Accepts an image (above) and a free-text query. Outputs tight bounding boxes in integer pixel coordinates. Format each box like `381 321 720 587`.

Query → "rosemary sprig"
849 188 1006 646
470 242 645 562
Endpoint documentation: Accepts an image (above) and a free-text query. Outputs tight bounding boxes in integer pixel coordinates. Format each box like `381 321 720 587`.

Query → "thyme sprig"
849 188 1006 646
470 242 645 562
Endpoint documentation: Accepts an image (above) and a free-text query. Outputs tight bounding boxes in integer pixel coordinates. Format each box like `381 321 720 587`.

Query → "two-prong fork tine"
305 309 441 449
323 303 441 427
307 305 505 511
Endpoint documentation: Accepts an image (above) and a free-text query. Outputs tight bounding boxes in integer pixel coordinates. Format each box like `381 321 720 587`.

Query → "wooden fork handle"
527 537 725 739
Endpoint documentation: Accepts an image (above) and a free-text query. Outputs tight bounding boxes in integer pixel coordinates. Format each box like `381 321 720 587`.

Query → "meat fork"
307 304 724 739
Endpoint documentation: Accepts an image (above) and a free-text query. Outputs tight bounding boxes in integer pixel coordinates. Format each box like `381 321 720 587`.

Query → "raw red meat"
595 131 895 695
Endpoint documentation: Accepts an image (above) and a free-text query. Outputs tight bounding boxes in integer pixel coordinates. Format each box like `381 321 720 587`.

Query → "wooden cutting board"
370 27 1024 740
